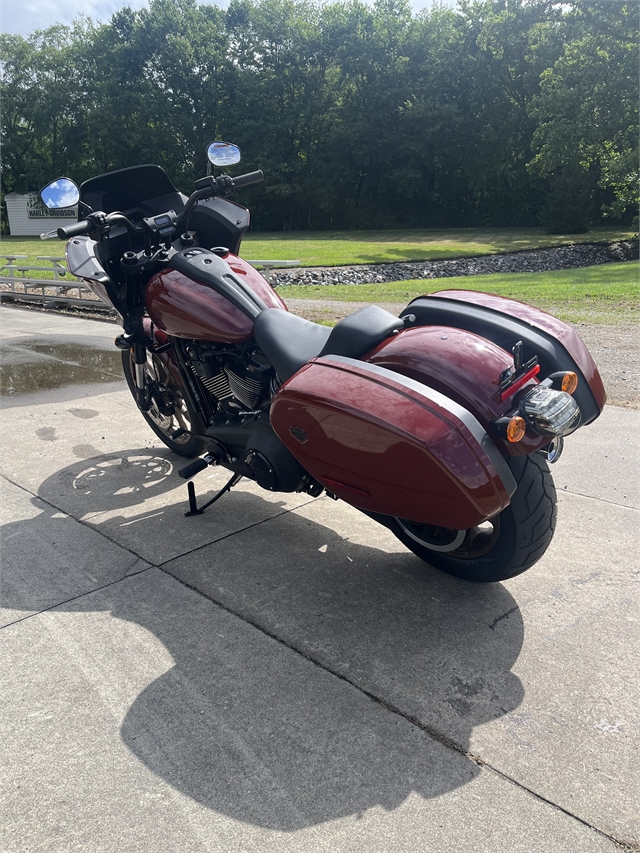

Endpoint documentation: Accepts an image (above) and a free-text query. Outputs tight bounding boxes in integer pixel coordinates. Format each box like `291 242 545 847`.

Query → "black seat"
319 304 404 360
253 305 404 382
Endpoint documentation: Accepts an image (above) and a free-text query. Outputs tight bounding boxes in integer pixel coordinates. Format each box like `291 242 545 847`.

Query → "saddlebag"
270 355 517 529
401 290 606 425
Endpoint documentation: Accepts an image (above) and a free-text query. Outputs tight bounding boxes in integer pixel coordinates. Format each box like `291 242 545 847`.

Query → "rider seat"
254 305 404 382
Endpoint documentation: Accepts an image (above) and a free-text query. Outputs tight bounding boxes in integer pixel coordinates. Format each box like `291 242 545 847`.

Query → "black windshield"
79 164 184 216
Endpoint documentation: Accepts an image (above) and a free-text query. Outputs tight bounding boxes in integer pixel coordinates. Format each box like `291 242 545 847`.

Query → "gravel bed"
269 240 638 287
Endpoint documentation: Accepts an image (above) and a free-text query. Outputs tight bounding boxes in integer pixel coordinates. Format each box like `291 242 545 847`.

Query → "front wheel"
122 349 205 458
391 453 557 582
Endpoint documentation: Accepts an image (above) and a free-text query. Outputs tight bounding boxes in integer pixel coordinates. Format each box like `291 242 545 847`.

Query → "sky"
1 0 455 38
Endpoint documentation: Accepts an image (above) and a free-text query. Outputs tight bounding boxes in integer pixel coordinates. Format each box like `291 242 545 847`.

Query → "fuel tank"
270 354 516 529
145 253 286 342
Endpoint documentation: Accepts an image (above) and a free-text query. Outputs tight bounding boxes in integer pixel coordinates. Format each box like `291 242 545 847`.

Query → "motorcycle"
40 141 606 583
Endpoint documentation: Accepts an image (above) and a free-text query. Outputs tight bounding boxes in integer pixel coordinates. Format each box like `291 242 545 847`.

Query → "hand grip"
233 170 264 189
57 220 92 239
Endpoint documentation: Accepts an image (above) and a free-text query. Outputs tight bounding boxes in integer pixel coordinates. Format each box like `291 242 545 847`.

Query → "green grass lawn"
278 261 640 325
2 233 637 324
241 226 635 267
2 226 635 273
0 236 70 280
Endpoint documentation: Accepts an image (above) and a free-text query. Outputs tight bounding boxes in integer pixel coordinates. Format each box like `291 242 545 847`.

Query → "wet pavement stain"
73 444 102 459
36 427 58 442
68 408 100 419
0 340 123 396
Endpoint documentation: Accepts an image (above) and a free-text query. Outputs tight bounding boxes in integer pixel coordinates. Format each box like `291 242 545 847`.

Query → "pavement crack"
0 566 156 630
2 471 635 848
560 487 639 511
489 605 519 631
160 496 320 565
0 473 155 628
0 472 149 564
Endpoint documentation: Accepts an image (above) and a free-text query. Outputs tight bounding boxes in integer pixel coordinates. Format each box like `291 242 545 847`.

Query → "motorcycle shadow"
6 447 526 831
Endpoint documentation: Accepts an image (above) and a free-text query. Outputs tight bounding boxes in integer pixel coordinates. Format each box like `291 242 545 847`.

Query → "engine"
186 340 276 418
184 340 315 495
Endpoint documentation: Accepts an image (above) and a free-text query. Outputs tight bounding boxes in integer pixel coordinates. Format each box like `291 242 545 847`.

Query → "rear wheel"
122 349 205 458
391 453 557 582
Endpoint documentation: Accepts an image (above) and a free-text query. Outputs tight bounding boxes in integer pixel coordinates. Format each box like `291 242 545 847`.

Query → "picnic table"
0 254 95 308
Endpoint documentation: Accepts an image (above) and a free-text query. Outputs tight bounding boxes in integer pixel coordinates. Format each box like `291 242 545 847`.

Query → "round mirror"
207 141 241 167
40 178 80 209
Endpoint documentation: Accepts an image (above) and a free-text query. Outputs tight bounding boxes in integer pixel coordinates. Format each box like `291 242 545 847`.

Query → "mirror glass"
40 178 80 209
207 141 241 167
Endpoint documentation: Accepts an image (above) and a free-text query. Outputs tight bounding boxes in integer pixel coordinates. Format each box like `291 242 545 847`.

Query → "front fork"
132 343 151 411
116 327 157 411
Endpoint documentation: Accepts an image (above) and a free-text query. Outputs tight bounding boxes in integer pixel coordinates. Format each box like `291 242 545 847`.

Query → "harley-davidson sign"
28 193 77 218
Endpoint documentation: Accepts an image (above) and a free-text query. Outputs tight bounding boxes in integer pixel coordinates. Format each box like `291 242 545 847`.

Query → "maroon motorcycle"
40 142 606 582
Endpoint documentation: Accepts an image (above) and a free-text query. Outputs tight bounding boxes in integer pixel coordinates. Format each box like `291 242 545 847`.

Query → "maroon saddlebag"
270 355 516 529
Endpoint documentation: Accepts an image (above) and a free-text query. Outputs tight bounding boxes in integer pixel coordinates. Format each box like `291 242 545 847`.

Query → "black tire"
391 453 557 582
122 349 205 458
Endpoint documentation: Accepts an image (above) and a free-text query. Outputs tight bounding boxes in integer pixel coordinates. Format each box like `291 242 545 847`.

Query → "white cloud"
41 179 79 208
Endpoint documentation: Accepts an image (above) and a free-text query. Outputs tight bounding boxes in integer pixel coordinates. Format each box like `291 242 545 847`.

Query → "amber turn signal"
506 416 527 443
560 371 578 394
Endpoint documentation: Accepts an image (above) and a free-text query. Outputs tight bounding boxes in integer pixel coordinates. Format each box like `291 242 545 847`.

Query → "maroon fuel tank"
365 325 548 456
145 253 287 342
270 355 516 529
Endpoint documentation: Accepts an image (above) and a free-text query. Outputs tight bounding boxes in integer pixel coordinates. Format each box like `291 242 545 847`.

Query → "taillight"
519 386 581 437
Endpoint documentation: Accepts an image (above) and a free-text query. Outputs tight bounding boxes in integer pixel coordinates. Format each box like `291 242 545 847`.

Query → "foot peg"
178 457 209 480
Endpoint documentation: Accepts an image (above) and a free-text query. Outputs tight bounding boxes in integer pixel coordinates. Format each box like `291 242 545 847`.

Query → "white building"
5 192 78 237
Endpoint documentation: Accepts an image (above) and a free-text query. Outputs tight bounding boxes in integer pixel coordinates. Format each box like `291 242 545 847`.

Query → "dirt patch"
285 298 639 410
575 324 639 409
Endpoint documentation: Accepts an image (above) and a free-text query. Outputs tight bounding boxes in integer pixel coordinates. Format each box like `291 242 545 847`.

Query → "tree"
1 0 636 231
0 25 85 193
530 0 639 228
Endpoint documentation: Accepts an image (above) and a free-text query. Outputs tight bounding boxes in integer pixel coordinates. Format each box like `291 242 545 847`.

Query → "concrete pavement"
1 306 638 852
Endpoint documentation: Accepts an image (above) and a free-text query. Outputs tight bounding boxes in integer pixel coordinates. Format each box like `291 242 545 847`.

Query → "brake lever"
40 230 59 240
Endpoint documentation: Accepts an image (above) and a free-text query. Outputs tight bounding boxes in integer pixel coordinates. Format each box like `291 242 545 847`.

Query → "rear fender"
401 290 606 425
366 325 548 456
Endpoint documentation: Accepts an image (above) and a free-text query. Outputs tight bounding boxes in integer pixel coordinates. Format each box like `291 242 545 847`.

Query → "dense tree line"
1 0 637 232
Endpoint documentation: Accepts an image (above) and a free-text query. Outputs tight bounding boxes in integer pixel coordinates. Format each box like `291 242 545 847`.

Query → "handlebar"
46 168 264 243
56 220 93 239
232 170 264 188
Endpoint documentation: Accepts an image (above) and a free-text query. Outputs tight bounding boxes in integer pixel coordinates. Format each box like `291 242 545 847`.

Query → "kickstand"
185 473 243 517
